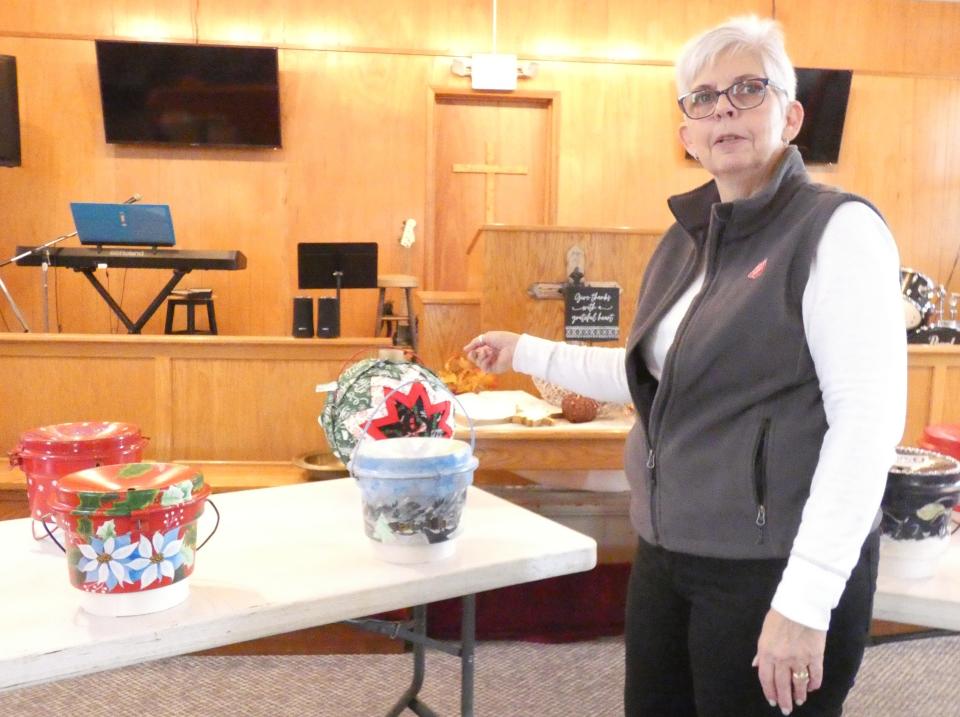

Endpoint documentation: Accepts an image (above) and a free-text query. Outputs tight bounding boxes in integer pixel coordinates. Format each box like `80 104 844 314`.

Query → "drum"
906 325 960 345
900 268 935 329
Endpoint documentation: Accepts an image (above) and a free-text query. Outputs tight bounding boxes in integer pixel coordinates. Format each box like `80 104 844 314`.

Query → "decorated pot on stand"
49 462 211 616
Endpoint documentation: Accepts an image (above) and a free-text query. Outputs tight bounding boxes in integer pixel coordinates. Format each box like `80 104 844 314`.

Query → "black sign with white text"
564 286 620 341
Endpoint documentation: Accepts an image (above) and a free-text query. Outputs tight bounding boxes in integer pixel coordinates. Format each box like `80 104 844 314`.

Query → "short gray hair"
675 15 797 102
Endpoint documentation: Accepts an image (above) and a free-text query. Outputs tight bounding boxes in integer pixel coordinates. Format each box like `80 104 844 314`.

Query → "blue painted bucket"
350 436 479 563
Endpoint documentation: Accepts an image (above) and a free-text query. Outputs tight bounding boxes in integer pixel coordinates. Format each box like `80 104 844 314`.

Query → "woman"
464 15 905 717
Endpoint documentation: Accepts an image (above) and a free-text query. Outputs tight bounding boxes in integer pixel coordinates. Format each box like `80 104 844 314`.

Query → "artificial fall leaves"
437 355 496 394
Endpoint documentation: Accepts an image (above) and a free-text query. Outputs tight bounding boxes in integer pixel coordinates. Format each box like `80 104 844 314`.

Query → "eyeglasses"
677 78 784 120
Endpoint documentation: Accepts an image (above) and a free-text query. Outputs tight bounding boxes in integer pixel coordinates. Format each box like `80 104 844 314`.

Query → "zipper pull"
755 504 766 544
646 449 655 470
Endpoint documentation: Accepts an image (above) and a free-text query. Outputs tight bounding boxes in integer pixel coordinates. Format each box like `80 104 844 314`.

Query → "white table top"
0 479 597 692
874 527 960 630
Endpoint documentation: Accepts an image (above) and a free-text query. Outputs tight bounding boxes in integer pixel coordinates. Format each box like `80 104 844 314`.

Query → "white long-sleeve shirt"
513 201 906 630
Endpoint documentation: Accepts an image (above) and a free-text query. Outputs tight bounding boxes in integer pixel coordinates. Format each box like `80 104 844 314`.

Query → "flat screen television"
793 67 852 164
0 55 21 167
95 40 281 148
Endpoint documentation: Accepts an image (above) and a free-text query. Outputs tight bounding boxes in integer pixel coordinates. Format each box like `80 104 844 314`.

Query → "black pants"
623 530 879 717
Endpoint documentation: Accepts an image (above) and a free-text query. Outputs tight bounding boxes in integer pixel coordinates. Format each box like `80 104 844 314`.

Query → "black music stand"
297 243 378 335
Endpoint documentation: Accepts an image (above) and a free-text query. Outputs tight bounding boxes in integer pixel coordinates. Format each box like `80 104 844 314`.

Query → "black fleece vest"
624 147 881 558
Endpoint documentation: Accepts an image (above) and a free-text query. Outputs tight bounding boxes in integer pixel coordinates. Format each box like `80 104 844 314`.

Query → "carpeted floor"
1 634 958 716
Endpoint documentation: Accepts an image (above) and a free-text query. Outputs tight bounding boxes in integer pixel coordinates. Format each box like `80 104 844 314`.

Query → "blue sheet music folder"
70 202 176 247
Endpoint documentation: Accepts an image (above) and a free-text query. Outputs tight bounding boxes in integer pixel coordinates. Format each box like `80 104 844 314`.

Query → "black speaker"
316 297 340 339
0 55 21 168
292 296 314 338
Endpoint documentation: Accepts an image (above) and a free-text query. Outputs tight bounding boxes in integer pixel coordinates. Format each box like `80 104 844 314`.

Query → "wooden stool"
164 296 218 335
374 274 418 351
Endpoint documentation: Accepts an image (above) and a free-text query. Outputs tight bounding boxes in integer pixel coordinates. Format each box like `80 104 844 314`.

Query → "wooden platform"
0 333 391 462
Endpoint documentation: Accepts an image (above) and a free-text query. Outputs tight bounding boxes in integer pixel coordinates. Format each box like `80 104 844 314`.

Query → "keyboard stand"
79 267 188 334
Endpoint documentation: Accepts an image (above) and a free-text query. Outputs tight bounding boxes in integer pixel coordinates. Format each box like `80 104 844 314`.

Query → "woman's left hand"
753 608 826 715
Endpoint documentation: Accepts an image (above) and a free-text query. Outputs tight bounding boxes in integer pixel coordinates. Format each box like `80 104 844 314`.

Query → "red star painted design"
367 382 453 440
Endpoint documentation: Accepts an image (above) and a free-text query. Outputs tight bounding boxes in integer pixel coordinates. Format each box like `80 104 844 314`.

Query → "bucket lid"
15 422 144 457
51 462 207 516
350 437 478 479
888 446 960 488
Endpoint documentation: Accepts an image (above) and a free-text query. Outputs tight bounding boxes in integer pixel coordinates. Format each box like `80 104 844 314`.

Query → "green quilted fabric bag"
319 358 455 464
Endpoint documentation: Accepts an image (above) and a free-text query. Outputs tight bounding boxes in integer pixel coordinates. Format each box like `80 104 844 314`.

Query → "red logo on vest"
748 259 768 280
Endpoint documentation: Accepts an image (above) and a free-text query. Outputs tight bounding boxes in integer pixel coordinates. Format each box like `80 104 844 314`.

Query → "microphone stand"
0 232 75 332
0 194 140 333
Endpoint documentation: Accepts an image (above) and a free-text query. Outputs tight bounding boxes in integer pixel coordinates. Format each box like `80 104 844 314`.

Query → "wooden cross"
452 142 528 223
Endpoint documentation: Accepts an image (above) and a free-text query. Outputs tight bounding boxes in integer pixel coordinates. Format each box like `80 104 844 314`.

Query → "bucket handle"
350 379 477 476
337 346 424 379
40 498 221 553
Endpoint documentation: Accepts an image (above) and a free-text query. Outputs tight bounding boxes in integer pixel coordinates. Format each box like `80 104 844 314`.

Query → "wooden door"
431 94 554 291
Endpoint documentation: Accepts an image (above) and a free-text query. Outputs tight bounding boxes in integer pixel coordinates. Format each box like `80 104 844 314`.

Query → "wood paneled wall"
1 0 959 337
0 333 391 462
478 225 661 392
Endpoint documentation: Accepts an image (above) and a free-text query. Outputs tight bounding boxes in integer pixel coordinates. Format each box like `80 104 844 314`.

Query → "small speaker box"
316 297 340 339
0 55 21 168
292 296 314 338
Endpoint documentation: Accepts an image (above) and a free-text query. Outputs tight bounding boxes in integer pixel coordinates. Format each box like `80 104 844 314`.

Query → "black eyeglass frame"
677 77 786 120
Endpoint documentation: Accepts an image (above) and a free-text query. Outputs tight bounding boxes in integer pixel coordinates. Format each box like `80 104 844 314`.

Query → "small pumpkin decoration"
561 394 599 423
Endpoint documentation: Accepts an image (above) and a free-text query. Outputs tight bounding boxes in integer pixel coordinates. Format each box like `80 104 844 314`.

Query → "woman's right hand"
463 331 520 374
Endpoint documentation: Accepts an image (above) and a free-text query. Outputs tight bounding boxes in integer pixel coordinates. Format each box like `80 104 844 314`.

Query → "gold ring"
792 669 810 682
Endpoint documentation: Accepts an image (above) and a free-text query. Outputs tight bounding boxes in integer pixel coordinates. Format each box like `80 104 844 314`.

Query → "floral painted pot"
879 446 960 579
350 437 477 564
49 462 210 616
9 422 147 523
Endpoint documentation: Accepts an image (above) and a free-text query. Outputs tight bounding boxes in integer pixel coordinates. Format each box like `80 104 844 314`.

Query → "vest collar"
667 146 810 242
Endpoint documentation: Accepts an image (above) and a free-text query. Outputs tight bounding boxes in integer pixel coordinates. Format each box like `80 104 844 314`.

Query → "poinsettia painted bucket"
9 421 147 524
880 447 960 579
49 462 211 616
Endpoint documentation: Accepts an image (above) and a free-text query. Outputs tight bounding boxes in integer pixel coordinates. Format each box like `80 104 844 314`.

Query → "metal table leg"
460 595 475 717
344 594 477 716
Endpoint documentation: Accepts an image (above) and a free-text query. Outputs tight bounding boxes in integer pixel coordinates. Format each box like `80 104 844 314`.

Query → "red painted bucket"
49 462 211 616
8 422 147 523
920 424 960 513
921 424 960 460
